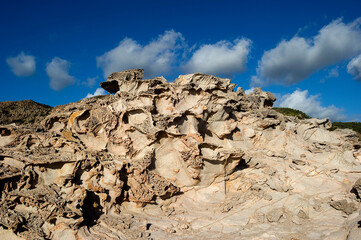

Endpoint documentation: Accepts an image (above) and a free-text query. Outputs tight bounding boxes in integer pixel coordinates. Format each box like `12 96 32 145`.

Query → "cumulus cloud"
252 18 361 86
244 88 255 94
46 57 76 91
85 88 107 98
97 30 184 78
183 38 251 76
6 52 36 77
347 54 361 81
277 89 346 121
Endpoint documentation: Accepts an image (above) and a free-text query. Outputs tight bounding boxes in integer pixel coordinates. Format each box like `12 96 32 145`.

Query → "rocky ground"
0 69 361 240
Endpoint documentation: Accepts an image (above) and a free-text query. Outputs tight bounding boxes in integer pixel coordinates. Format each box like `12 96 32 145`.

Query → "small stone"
222 202 234 213
297 209 308 219
244 128 255 138
179 223 189 230
289 164 300 171
264 194 273 201
352 178 361 200
167 228 176 233
330 200 357 215
267 208 283 223
313 201 322 212
292 159 306 166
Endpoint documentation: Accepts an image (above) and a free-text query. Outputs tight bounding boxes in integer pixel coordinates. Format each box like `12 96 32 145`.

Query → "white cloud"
276 89 346 121
46 57 76 91
97 30 184 78
326 67 339 78
85 88 107 98
6 52 36 77
252 18 361 86
244 88 254 94
250 76 263 87
347 54 361 81
320 67 339 83
183 38 251 76
82 77 97 87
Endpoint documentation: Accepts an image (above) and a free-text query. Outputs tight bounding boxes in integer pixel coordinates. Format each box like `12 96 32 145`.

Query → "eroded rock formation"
1 69 361 239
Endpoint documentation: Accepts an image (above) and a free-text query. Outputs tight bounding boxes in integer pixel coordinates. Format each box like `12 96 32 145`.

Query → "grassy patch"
273 107 360 139
273 107 311 120
329 122 361 138
0 100 52 125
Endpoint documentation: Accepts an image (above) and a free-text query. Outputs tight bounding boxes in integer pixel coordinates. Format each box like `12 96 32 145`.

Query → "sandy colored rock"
352 178 361 199
330 199 357 215
266 208 284 222
0 69 361 239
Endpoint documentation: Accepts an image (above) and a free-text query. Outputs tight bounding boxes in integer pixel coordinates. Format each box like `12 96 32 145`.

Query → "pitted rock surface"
0 69 361 240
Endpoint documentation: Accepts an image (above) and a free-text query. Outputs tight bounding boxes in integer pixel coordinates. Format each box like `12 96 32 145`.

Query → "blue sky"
1 0 361 121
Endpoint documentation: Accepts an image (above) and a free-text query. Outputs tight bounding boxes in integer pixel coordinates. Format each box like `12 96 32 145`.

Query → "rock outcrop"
1 69 361 240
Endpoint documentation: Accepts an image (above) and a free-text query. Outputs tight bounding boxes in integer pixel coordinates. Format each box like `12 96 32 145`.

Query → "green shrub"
273 107 361 139
273 107 311 120
329 122 361 134
0 100 52 125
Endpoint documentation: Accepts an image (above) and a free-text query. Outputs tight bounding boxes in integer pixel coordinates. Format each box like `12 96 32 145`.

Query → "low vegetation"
330 122 361 138
274 107 361 139
273 107 311 120
329 122 361 133
0 100 52 125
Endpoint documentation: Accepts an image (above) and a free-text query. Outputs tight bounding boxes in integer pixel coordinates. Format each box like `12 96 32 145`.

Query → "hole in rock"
72 169 84 185
81 191 103 227
264 99 273 108
49 218 57 225
0 128 11 136
122 114 129 124
154 89 162 94
116 166 130 203
39 162 66 170
234 157 250 172
15 223 27 233
22 170 39 189
151 106 159 115
154 131 168 144
159 188 183 200
351 188 360 200
100 80 119 94
197 118 207 135
0 175 21 197
78 110 90 121
45 117 61 130
147 153 157 171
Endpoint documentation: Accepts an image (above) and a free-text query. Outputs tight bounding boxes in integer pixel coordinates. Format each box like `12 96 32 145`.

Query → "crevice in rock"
81 191 103 227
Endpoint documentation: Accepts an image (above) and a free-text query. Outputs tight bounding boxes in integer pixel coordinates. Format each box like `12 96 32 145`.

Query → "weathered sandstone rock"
0 69 360 239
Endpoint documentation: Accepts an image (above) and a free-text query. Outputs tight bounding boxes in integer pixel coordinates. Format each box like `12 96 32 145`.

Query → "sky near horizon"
1 0 361 122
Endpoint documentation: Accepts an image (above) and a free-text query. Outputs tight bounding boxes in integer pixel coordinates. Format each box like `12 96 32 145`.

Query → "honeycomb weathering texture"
0 69 361 239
